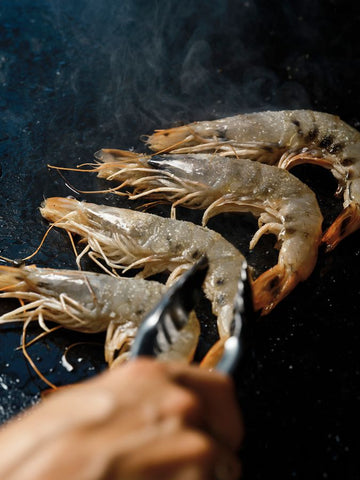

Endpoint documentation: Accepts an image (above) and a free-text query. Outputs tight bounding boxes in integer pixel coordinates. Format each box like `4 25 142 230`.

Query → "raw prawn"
0 265 200 366
40 197 246 337
147 110 360 250
93 150 323 314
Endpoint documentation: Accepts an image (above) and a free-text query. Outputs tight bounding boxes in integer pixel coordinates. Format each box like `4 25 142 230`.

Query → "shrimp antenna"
0 225 56 265
11 214 80 265
16 325 63 350
136 200 171 211
47 164 96 173
20 224 57 262
53 167 83 195
67 230 80 263
0 255 25 266
50 166 128 196
21 319 58 390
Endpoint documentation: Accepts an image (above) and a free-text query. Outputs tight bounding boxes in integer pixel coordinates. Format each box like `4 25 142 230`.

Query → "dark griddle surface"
1 1 360 478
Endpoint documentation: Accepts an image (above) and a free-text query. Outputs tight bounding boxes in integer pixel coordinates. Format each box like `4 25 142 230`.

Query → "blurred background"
1 1 360 478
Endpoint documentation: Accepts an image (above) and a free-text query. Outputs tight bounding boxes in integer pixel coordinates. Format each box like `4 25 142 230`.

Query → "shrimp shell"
40 197 246 337
93 150 323 314
147 110 360 250
0 265 200 366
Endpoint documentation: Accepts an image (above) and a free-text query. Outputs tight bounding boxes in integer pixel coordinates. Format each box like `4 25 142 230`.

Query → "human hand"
0 359 243 480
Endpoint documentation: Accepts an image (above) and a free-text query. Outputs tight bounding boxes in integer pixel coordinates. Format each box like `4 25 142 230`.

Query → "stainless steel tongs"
130 256 252 374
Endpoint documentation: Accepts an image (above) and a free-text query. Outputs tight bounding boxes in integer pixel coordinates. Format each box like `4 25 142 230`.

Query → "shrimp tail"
321 203 360 251
252 264 299 315
200 338 228 369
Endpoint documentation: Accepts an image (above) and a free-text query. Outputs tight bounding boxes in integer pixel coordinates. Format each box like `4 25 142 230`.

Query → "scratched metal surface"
1 1 360 479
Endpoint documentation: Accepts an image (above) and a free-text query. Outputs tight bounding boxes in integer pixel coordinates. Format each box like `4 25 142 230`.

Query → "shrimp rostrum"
0 266 200 366
40 198 246 337
147 110 360 250
93 150 323 314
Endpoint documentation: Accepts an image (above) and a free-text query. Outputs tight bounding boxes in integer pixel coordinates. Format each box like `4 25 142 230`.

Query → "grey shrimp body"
93 150 323 314
147 110 360 250
40 198 246 337
0 266 199 366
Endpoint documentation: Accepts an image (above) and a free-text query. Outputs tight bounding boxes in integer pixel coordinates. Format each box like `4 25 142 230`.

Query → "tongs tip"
130 256 253 376
130 256 208 359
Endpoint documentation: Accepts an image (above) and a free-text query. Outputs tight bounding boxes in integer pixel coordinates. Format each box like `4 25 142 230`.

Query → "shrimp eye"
148 156 166 170
216 126 228 141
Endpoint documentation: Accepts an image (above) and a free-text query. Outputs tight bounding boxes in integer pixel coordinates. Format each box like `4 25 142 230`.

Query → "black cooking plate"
1 1 359 479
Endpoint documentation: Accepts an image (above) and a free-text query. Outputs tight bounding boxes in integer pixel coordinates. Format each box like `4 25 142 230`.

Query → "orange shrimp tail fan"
252 264 299 315
322 203 360 252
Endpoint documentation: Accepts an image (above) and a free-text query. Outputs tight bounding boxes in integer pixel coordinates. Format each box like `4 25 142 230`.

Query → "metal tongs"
130 256 252 374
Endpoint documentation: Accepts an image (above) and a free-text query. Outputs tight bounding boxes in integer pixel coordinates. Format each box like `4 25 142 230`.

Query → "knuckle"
172 388 202 419
123 358 168 378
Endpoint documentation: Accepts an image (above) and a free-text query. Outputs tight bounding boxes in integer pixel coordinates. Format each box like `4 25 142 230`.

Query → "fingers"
0 359 243 480
98 359 244 451
107 423 241 480
88 359 244 459
166 362 244 451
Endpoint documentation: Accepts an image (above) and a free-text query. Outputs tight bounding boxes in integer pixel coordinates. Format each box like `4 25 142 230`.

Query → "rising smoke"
43 0 319 148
